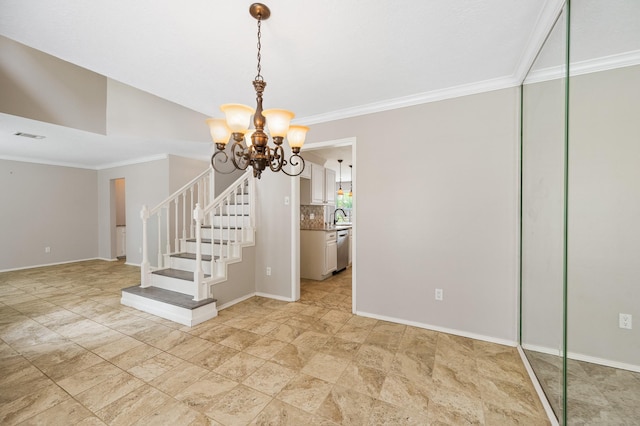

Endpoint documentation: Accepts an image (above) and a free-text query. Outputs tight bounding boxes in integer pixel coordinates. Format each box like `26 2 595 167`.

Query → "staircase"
121 169 255 326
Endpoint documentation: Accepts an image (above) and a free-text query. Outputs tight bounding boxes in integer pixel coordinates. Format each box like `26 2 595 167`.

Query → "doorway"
111 178 126 261
295 137 356 312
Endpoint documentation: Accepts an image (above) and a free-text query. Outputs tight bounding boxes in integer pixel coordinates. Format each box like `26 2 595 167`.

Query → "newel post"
140 205 151 287
193 203 206 301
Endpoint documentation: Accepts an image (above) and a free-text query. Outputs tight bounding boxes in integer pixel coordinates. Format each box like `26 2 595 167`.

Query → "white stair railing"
198 171 255 294
140 167 214 287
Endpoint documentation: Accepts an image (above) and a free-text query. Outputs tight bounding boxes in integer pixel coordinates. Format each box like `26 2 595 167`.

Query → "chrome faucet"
333 208 347 224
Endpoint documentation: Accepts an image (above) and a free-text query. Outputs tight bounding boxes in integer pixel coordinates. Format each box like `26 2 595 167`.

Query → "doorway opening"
111 178 126 261
295 137 356 313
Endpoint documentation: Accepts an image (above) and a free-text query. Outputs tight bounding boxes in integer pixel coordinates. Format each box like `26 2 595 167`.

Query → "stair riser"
185 241 228 256
170 257 213 275
212 216 250 228
150 274 195 296
218 205 250 215
227 194 250 204
201 228 243 240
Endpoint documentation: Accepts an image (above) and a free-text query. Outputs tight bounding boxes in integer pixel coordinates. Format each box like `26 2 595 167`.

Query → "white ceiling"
1 0 638 169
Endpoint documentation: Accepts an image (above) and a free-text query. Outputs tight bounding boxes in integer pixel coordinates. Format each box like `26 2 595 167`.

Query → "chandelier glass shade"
207 3 308 179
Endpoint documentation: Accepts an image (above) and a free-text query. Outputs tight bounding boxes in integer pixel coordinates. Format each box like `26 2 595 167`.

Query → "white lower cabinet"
324 239 337 275
301 230 337 280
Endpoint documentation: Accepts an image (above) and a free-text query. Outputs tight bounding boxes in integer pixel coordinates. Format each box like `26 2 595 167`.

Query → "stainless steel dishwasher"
336 229 349 272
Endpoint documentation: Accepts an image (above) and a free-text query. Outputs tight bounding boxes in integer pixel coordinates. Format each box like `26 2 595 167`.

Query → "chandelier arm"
280 153 305 177
211 150 237 174
230 141 251 171
268 145 285 172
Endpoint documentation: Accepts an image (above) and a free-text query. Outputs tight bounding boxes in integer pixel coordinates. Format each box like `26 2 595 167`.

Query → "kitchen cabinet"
324 168 336 205
300 162 336 205
300 229 337 280
299 161 312 179
311 163 325 204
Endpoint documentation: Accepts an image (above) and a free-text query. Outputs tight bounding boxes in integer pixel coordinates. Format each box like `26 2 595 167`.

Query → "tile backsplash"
300 205 325 228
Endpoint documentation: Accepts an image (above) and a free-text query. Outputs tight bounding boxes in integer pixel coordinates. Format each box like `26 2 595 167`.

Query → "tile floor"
525 350 640 425
0 260 550 425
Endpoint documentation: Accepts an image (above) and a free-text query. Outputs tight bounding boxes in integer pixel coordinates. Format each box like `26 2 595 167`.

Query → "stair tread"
201 225 243 230
122 285 216 309
185 238 229 245
170 253 217 261
152 268 211 281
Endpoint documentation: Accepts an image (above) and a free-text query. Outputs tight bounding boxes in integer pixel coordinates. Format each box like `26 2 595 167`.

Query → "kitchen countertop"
301 224 352 231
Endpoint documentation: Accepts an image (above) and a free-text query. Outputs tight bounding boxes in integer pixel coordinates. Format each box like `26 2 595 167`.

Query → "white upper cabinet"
324 168 336 205
301 162 336 206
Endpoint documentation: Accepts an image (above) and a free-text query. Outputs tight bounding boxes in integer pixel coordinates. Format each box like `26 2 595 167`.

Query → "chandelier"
206 3 308 179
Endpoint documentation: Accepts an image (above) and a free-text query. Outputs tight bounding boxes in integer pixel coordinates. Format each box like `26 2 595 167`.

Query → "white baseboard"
121 291 217 327
255 292 295 302
0 257 101 273
216 292 258 311
98 257 118 262
355 310 517 347
124 262 141 267
517 346 560 426
522 343 640 373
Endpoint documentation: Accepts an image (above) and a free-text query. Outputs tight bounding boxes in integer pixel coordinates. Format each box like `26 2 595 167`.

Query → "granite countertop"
301 224 352 231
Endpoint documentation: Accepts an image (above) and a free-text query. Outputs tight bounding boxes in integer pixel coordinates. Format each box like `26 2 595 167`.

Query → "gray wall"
97 155 208 264
568 65 640 366
0 159 98 270
212 247 257 307
521 64 640 367
105 79 211 143
168 155 209 193
254 171 297 300
0 35 107 134
97 158 170 263
305 87 520 343
521 76 566 352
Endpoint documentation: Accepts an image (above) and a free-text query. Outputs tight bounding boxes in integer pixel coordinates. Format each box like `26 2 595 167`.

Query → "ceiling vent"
14 132 45 139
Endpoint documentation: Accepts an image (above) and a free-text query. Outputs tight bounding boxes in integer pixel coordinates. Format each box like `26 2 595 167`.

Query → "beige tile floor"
0 260 550 425
525 350 640 425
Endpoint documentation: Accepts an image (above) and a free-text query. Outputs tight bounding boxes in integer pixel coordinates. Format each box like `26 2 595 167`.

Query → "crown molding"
298 76 520 126
513 0 566 85
524 50 640 85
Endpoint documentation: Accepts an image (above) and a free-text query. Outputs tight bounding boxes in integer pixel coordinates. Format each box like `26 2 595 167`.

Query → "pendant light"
348 164 353 197
337 159 344 196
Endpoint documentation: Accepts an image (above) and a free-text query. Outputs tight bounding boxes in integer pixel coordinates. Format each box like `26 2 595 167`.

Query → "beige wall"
251 87 521 343
568 65 640 366
0 159 99 270
0 35 107 134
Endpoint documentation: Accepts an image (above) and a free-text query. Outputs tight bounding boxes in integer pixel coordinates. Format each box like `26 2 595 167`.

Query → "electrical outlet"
435 288 443 301
45 246 51 253
284 196 290 205
619 313 632 329
310 213 315 220
266 267 271 276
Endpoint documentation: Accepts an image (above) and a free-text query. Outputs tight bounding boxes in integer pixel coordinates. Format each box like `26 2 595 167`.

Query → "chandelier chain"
255 17 263 82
